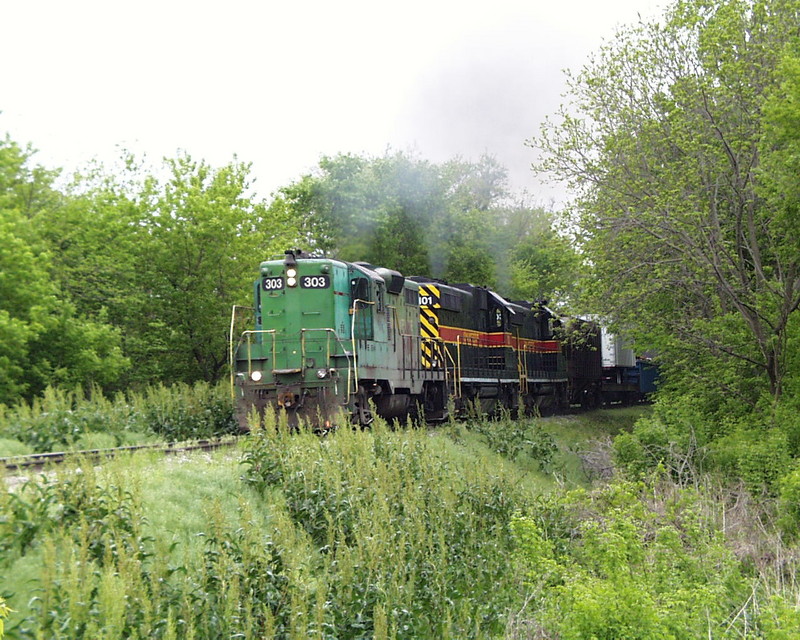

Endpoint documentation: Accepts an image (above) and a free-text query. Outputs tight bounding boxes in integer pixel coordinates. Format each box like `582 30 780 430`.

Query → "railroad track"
1 437 241 475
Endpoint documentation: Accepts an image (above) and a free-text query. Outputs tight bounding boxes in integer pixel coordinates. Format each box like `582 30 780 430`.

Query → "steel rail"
2 437 240 474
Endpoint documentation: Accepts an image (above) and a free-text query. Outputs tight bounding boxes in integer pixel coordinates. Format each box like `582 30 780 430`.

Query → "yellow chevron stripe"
420 317 439 338
421 308 439 323
419 284 440 368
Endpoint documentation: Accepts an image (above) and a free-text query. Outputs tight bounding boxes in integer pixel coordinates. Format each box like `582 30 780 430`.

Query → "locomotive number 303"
300 275 330 289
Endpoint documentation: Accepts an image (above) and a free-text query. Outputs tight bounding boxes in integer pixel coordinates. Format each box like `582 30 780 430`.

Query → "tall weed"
241 418 526 637
468 409 557 470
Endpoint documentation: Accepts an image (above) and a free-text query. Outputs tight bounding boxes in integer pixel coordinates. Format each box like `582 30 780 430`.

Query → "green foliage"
468 411 558 470
2 423 531 639
275 150 575 298
510 479 749 639
0 138 308 404
3 411 800 640
0 202 128 404
0 382 237 453
776 465 800 540
277 151 441 274
133 382 239 441
0 596 11 640
756 594 800 639
0 438 32 457
612 399 708 484
1 465 184 640
508 222 581 302
613 390 800 494
240 421 525 637
709 428 794 495
60 152 303 386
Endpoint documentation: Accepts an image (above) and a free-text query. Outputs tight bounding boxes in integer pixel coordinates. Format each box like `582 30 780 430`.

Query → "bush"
0 438 32 457
510 479 749 639
240 419 526 637
777 464 800 540
132 382 238 441
469 411 557 470
612 416 701 485
709 428 793 495
0 382 237 453
612 431 651 478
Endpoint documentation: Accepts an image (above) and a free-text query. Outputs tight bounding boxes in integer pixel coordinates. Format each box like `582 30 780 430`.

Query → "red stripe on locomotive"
438 325 560 353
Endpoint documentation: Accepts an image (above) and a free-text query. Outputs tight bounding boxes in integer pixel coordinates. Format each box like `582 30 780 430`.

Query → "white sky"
1 0 665 204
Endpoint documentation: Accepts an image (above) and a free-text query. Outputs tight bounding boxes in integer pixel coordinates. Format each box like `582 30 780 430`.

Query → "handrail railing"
229 305 255 397
238 329 278 377
351 299 375 394
516 329 529 395
439 338 460 398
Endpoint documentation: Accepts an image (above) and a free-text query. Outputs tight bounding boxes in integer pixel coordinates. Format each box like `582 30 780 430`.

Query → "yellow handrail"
440 338 460 398
516 329 529 395
350 298 375 394
239 330 277 377
229 305 255 398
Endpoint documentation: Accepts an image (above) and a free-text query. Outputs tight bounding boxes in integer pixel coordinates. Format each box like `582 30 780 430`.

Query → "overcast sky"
1 0 665 204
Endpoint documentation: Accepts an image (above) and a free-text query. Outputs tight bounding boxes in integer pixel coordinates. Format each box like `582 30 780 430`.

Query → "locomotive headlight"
250 370 263 382
316 368 328 379
286 267 298 287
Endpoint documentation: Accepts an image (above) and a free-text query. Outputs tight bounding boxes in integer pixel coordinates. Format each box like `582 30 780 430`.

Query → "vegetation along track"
1 437 240 475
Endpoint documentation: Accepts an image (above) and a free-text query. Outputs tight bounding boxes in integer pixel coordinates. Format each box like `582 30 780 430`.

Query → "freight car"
230 251 655 429
559 319 659 409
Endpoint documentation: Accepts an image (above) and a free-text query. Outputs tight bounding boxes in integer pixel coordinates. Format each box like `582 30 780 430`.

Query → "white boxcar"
601 327 636 368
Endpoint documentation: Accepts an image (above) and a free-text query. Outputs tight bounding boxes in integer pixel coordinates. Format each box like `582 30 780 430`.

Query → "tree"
534 0 800 407
112 153 303 384
0 137 128 403
273 150 575 295
508 224 581 303
275 151 440 275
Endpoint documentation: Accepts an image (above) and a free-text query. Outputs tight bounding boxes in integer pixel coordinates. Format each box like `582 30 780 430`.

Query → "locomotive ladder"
516 330 529 396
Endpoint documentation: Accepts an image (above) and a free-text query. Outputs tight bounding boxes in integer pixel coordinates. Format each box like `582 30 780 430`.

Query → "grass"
542 405 652 445
0 438 32 457
538 405 653 485
1 446 252 638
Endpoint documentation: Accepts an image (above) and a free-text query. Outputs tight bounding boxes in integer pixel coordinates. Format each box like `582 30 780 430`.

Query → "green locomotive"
231 250 445 428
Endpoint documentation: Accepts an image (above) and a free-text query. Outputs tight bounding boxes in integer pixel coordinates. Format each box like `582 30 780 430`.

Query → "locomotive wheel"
355 386 374 427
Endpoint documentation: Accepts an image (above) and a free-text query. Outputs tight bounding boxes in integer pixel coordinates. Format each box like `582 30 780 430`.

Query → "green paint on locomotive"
233 252 430 429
